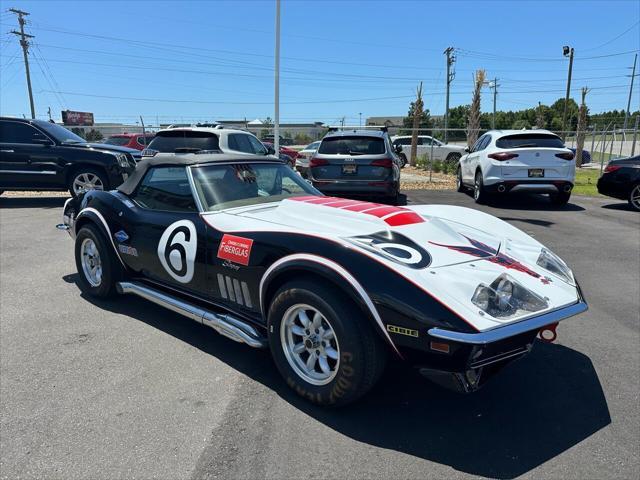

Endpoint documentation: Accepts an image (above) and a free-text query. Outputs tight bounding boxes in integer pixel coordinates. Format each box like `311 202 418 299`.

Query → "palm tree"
467 70 486 148
410 82 423 167
575 88 589 167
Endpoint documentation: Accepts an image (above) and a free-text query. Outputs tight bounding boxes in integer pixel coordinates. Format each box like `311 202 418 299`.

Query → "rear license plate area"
528 169 544 178
342 164 357 174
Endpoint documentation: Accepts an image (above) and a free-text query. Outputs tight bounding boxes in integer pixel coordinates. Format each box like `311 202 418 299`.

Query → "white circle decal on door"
157 220 197 283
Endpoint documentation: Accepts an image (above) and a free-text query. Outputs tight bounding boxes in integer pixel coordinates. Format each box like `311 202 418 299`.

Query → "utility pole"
273 0 281 154
443 47 456 144
359 112 362 127
489 77 499 129
561 45 574 139
623 53 637 130
10 8 36 119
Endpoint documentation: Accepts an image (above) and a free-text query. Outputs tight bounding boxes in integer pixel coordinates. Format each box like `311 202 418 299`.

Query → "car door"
121 166 210 297
461 136 486 183
0 120 60 189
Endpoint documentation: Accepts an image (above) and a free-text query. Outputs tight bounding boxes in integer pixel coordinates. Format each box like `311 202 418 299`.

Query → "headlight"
472 274 548 319
537 248 574 284
115 153 130 168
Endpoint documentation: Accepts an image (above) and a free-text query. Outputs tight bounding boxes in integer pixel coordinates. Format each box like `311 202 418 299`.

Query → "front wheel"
268 280 387 406
69 167 109 198
456 167 465 192
74 224 124 298
628 184 640 211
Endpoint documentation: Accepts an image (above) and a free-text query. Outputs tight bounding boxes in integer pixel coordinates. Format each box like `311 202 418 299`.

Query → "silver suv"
308 128 402 203
144 126 271 157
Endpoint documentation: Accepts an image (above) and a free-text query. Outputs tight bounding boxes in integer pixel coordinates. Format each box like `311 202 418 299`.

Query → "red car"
262 142 300 160
104 133 155 151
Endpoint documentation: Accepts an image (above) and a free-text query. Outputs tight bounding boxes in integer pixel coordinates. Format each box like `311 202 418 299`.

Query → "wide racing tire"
268 279 387 407
74 223 124 298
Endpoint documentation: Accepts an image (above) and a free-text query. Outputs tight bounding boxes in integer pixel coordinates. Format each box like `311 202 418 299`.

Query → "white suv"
144 126 271 157
391 135 466 166
457 129 576 205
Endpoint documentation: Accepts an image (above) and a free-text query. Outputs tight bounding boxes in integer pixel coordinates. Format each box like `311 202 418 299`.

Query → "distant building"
366 116 405 128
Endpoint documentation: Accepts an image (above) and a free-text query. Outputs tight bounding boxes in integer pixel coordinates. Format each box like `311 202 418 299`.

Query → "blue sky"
1 0 639 126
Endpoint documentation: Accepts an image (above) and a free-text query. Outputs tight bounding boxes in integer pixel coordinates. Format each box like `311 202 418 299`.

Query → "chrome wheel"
474 175 481 200
630 184 640 211
72 172 104 195
281 303 340 386
80 238 102 287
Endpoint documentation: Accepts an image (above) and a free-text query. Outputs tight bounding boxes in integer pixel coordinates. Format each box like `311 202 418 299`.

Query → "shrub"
416 154 429 169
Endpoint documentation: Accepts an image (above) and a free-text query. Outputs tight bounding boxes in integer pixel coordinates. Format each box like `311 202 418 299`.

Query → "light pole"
561 45 574 140
274 0 281 154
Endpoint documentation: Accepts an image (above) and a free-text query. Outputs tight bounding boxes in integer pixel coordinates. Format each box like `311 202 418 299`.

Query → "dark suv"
308 128 402 203
0 117 137 197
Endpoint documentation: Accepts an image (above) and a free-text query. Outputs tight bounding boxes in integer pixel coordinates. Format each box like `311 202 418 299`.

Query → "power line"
582 21 640 52
38 90 415 105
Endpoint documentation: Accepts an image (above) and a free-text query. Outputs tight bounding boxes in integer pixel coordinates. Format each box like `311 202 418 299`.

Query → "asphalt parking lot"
1 190 638 480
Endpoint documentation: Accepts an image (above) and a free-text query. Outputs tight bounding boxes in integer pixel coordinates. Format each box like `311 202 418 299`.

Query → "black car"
58 153 586 406
0 117 137 197
309 128 402 203
597 155 640 211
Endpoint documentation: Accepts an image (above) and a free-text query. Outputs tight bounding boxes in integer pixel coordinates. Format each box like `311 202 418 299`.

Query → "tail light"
310 157 329 167
555 152 575 160
488 152 519 161
371 158 393 168
604 164 622 173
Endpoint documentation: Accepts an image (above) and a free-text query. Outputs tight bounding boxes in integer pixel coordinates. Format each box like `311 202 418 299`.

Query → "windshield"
104 136 130 146
496 134 564 149
318 136 385 155
148 130 220 153
305 141 321 150
191 163 320 211
37 122 86 144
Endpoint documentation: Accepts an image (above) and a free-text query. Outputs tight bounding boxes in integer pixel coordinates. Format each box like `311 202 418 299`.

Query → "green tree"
85 129 103 142
402 94 433 136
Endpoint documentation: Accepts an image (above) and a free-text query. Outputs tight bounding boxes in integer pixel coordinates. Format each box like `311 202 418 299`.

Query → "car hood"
64 142 139 155
203 196 580 330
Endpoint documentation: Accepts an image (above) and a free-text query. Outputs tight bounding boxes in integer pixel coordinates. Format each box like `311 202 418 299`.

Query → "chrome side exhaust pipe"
116 281 267 348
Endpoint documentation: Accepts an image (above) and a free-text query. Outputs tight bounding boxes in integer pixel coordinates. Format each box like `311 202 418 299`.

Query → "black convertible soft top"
117 153 280 195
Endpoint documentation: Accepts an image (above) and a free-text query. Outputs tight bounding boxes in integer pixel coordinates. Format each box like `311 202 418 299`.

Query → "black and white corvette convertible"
59 153 587 406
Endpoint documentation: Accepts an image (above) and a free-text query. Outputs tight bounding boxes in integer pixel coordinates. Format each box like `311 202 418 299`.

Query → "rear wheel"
550 191 571 206
268 280 387 406
74 223 124 298
628 183 640 211
473 171 488 204
399 153 408 168
69 167 109 198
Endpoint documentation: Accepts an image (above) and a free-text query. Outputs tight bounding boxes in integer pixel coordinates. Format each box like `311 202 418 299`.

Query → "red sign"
61 110 95 126
217 234 253 266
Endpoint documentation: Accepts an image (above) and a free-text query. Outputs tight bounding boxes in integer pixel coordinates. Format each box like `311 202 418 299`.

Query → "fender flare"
75 207 127 269
259 253 401 357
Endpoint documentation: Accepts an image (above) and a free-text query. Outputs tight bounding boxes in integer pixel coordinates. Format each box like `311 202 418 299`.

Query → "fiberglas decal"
217 234 254 266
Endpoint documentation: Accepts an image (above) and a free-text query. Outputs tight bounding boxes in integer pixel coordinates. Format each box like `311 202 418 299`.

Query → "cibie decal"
158 220 197 283
217 234 254 266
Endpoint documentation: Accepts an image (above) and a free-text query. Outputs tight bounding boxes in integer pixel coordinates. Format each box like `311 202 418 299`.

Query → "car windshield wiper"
347 151 366 156
511 143 537 148
62 140 84 144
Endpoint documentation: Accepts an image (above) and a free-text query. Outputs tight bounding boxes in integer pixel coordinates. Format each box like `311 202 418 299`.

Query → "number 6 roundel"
158 220 197 283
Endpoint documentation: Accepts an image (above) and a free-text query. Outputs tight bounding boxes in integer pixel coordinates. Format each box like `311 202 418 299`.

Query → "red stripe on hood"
288 196 425 227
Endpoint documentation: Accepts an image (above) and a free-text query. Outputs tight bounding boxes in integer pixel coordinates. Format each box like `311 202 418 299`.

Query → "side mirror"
394 144 403 153
266 145 276 155
464 147 471 153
